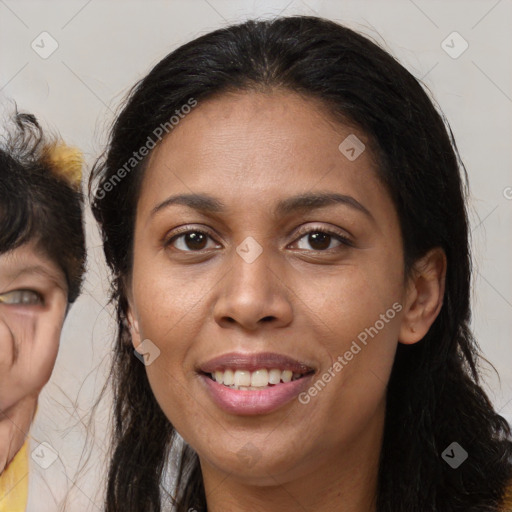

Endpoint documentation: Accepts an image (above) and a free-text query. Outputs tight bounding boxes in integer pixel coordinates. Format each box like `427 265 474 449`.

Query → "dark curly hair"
89 15 512 512
0 111 86 303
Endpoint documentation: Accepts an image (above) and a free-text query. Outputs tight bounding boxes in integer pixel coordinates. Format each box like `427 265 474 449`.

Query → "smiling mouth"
203 368 314 391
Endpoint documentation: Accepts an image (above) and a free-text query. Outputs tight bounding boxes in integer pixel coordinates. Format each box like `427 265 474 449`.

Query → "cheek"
133 263 210 343
296 262 402 418
35 335 59 387
33 312 64 389
131 266 208 413
298 256 403 340
132 233 217 324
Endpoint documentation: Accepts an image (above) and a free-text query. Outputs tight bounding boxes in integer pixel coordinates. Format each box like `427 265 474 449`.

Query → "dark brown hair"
0 111 86 303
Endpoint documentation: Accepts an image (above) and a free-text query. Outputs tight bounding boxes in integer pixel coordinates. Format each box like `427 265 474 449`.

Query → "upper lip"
199 352 316 374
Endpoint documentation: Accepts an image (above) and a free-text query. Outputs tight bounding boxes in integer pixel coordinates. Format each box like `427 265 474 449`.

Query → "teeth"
281 370 293 383
233 370 251 387
251 369 268 387
223 369 234 386
209 368 306 389
268 369 281 384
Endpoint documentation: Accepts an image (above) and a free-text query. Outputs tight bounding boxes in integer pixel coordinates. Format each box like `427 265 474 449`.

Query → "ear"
125 291 142 349
398 247 447 345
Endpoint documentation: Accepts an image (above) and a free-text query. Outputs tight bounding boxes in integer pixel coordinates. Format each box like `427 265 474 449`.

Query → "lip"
197 351 316 415
198 351 315 374
200 372 315 415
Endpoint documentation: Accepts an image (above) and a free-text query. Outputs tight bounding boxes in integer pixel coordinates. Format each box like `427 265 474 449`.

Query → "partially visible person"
0 112 86 511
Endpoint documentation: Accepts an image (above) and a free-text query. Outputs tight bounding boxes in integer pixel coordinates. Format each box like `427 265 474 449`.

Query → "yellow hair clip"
43 143 83 189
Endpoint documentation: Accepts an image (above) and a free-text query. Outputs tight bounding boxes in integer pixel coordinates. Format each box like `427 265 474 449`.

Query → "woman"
90 15 512 511
0 112 86 511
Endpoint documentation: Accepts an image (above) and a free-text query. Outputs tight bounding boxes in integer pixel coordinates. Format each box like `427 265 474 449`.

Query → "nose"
213 247 293 331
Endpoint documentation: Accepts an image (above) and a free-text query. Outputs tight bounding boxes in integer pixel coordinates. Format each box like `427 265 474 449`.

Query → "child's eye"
0 289 44 306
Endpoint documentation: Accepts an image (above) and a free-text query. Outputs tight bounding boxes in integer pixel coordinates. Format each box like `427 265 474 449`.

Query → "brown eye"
293 229 352 251
305 232 331 250
0 289 44 306
167 230 220 252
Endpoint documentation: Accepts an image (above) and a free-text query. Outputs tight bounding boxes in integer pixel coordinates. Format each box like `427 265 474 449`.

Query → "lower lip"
200 373 314 416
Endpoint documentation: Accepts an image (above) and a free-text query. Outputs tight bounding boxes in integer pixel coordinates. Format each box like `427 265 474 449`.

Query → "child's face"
126 90 433 486
0 241 68 414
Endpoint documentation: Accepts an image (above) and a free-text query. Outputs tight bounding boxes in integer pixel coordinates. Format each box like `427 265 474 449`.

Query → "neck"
201 402 384 512
0 395 36 474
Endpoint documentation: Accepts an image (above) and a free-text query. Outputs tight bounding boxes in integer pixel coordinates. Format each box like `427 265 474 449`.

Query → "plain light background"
1 0 511 509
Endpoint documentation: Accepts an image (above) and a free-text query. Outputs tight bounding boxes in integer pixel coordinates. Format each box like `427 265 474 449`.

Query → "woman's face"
127 90 413 485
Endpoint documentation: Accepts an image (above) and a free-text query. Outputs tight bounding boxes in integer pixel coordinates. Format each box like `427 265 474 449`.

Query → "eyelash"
164 225 353 253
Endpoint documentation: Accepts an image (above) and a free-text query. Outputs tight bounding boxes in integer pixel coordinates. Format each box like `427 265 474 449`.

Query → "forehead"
138 90 392 222
0 241 67 289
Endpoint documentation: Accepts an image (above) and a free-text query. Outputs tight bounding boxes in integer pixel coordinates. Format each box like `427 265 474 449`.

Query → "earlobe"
126 306 141 348
124 280 141 347
398 247 447 345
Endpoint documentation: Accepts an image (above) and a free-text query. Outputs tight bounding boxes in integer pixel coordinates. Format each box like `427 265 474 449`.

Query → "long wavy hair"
89 15 512 512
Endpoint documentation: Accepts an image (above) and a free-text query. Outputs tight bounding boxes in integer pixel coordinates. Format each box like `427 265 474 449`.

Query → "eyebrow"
151 192 373 220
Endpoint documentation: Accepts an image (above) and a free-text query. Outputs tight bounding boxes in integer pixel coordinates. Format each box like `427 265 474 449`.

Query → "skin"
0 241 68 473
127 90 446 512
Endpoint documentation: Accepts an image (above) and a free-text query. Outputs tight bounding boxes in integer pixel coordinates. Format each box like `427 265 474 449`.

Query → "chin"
199 438 311 484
